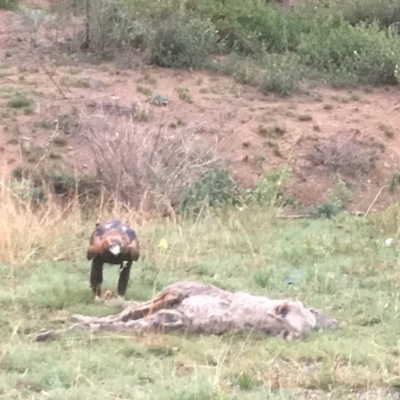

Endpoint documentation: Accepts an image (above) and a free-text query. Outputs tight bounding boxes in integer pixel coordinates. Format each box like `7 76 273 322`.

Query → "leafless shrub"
79 104 219 212
307 135 378 177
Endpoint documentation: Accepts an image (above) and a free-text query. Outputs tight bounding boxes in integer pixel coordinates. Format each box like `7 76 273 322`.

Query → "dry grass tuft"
0 177 82 265
78 105 220 213
307 135 378 177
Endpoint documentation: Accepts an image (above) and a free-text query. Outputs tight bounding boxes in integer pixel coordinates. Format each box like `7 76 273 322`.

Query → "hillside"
0 5 399 214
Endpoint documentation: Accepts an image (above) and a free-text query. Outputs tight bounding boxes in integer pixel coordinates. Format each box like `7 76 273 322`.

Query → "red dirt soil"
0 7 400 214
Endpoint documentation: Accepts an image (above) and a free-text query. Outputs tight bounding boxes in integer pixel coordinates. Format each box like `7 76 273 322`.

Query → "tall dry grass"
0 173 157 267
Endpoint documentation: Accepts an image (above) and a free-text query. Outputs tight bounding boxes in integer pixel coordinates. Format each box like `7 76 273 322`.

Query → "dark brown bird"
87 219 140 301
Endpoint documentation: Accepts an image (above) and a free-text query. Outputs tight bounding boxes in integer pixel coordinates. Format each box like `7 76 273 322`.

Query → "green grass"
1 206 400 399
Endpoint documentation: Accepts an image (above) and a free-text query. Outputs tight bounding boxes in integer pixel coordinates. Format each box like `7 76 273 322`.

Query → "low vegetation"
42 0 400 95
0 174 400 399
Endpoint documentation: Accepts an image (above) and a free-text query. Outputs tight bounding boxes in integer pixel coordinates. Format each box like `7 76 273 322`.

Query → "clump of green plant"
175 87 192 103
177 168 244 216
60 76 92 89
257 125 286 138
379 123 395 138
388 170 400 192
0 0 18 10
253 270 271 288
7 93 31 109
57 113 80 135
9 176 43 204
34 119 53 130
312 202 341 219
148 14 218 70
49 152 62 160
312 175 352 218
260 52 304 96
329 0 400 29
148 94 168 106
297 19 400 85
137 85 152 96
244 168 290 207
231 372 254 391
298 114 312 122
52 136 68 147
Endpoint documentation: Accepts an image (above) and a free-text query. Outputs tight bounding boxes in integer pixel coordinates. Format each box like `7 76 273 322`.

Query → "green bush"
177 168 244 216
327 0 400 29
63 0 400 88
244 169 290 207
148 13 218 69
0 0 18 10
84 0 151 54
298 20 400 85
260 52 304 96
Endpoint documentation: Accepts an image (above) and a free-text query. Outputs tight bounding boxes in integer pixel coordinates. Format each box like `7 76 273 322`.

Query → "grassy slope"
1 204 400 399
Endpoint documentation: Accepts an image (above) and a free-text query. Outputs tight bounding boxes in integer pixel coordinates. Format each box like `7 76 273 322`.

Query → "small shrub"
307 135 377 177
311 176 351 219
75 0 151 55
52 136 68 147
148 14 218 70
177 168 244 216
7 93 31 109
80 115 218 211
244 169 290 207
148 94 168 106
49 152 62 160
57 113 80 135
327 175 352 211
379 123 395 138
257 125 286 138
260 52 304 96
312 202 341 219
388 171 400 192
137 85 152 96
34 119 53 130
231 372 254 391
298 114 312 122
175 87 192 103
253 270 270 288
60 76 94 88
0 0 18 10
332 0 400 29
298 20 400 85
46 170 76 195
